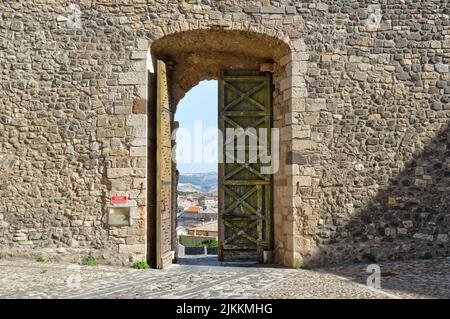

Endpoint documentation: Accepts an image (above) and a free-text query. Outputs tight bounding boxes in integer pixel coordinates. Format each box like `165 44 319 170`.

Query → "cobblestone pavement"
0 256 448 299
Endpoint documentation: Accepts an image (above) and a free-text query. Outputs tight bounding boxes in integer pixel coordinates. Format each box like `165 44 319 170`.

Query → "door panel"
218 70 272 262
156 60 173 269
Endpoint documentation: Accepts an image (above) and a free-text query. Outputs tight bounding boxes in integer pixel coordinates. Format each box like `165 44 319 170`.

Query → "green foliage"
362 252 377 263
36 256 46 263
132 261 150 269
179 235 216 247
81 255 98 266
293 258 309 270
299 264 310 270
201 239 218 248
177 191 196 196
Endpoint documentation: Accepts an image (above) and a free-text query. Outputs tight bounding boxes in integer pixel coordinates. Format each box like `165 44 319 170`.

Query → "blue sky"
175 80 218 174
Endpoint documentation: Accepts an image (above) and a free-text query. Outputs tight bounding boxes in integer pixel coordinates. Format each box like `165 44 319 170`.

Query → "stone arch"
145 27 303 267
154 20 291 48
150 29 292 105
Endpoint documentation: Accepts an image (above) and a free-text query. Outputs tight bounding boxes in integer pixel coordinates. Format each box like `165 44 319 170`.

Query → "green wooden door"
218 70 273 262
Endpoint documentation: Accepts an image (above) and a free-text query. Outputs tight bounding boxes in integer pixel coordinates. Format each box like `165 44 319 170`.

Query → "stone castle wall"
0 0 448 266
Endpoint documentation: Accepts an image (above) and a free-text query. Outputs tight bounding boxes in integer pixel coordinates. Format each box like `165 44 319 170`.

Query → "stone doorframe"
113 23 312 268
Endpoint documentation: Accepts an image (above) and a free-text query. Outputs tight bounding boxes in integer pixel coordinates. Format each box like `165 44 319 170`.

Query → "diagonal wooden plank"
243 162 271 182
224 81 267 111
223 116 264 146
224 186 257 214
222 219 259 246
224 154 269 181
224 186 256 213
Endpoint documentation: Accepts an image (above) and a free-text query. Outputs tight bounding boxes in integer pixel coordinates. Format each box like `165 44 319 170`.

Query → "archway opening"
149 29 294 267
175 80 220 265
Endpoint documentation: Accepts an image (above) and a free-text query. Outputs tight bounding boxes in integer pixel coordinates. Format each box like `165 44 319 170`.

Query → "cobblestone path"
0 256 448 299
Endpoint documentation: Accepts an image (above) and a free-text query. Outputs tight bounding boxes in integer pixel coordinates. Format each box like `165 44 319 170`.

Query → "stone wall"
0 0 448 267
291 0 450 266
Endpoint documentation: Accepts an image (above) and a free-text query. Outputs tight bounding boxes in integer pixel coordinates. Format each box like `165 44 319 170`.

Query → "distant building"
183 205 202 213
176 225 188 237
201 197 218 209
186 220 218 238
177 195 200 212
177 207 217 228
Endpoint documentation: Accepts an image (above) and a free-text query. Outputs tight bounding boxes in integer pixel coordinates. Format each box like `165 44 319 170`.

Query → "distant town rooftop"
183 206 202 213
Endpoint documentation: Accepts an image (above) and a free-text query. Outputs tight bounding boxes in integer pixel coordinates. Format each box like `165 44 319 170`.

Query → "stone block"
413 233 434 241
286 6 296 14
290 99 305 112
126 114 147 126
260 63 275 73
435 63 449 73
443 39 450 48
209 11 222 20
292 125 311 139
130 146 147 157
107 168 132 179
114 104 132 115
293 140 317 152
110 177 132 191
133 99 146 114
10 21 23 31
118 72 146 85
291 39 306 52
119 244 145 254
283 221 294 235
294 175 312 186
261 6 285 14
316 3 329 11
306 98 326 112
135 38 148 51
82 71 96 79
97 128 114 139
131 51 147 60
280 77 291 91
244 6 260 13
132 126 147 137
353 71 368 81
131 138 146 146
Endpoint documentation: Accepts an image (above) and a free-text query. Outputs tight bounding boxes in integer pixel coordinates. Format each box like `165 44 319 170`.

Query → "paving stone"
1 258 448 299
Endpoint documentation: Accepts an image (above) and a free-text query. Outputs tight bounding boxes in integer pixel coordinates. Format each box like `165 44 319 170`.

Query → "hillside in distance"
178 172 217 194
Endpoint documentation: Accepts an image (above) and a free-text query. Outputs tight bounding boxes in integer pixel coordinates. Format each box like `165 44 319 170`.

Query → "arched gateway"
146 29 296 268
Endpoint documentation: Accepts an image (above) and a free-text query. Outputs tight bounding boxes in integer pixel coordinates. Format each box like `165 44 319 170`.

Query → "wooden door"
155 60 173 269
218 70 273 262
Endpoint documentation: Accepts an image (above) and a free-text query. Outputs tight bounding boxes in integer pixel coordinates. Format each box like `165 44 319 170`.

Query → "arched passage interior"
148 29 295 267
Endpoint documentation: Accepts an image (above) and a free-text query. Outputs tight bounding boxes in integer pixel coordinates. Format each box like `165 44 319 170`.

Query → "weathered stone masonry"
0 0 448 267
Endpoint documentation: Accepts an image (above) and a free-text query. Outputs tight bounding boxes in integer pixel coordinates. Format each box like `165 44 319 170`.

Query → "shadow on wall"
308 121 449 266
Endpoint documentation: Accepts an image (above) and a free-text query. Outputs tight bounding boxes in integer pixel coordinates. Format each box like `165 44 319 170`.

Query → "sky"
174 80 218 174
